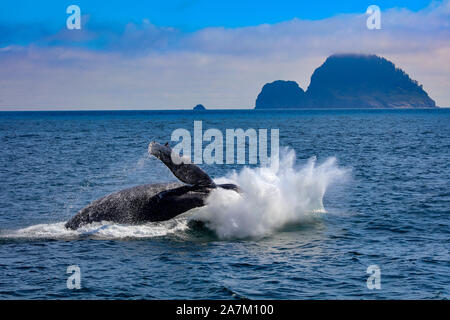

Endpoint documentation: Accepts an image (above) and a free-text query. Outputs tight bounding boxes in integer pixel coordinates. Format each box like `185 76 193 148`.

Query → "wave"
0 219 189 240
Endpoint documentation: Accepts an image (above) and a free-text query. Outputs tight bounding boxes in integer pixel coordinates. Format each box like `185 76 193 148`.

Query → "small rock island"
255 54 437 109
193 104 206 111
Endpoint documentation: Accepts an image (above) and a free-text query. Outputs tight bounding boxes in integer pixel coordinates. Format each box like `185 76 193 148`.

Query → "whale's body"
65 142 238 230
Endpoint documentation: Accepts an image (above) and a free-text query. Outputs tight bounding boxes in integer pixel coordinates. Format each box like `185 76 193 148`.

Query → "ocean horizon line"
0 107 448 112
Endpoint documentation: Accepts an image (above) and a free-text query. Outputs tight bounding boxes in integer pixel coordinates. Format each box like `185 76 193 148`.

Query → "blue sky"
0 0 435 46
0 0 448 109
0 0 432 29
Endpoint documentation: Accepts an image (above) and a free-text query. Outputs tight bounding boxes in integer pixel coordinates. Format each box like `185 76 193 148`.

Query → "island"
255 80 308 109
255 54 437 109
193 104 206 111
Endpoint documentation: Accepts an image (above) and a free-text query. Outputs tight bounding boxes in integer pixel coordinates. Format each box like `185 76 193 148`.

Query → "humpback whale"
65 142 238 230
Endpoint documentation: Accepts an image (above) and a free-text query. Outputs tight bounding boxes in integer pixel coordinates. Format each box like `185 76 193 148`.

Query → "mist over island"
255 54 437 109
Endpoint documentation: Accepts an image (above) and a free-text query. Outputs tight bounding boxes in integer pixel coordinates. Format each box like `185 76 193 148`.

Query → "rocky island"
255 54 437 109
193 104 206 111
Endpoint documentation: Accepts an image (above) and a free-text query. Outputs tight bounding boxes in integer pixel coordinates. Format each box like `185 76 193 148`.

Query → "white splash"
0 219 189 240
191 149 349 239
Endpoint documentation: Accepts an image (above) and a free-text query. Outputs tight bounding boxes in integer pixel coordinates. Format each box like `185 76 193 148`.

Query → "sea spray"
0 219 189 240
191 149 350 239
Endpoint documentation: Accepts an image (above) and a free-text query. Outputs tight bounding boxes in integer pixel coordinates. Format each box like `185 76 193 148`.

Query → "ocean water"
0 109 448 299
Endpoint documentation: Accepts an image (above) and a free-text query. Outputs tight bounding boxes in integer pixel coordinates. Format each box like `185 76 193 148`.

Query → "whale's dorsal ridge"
148 141 216 188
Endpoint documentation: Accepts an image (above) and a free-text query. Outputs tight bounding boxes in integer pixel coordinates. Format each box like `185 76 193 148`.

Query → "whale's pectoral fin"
148 141 216 188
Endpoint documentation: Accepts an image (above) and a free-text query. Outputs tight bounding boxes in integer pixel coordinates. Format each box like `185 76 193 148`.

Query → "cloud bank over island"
0 1 449 110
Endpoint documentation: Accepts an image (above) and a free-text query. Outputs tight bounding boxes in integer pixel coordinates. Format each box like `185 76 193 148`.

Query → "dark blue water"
0 109 448 299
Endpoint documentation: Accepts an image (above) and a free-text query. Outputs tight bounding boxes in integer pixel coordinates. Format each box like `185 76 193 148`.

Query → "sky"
0 0 449 109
